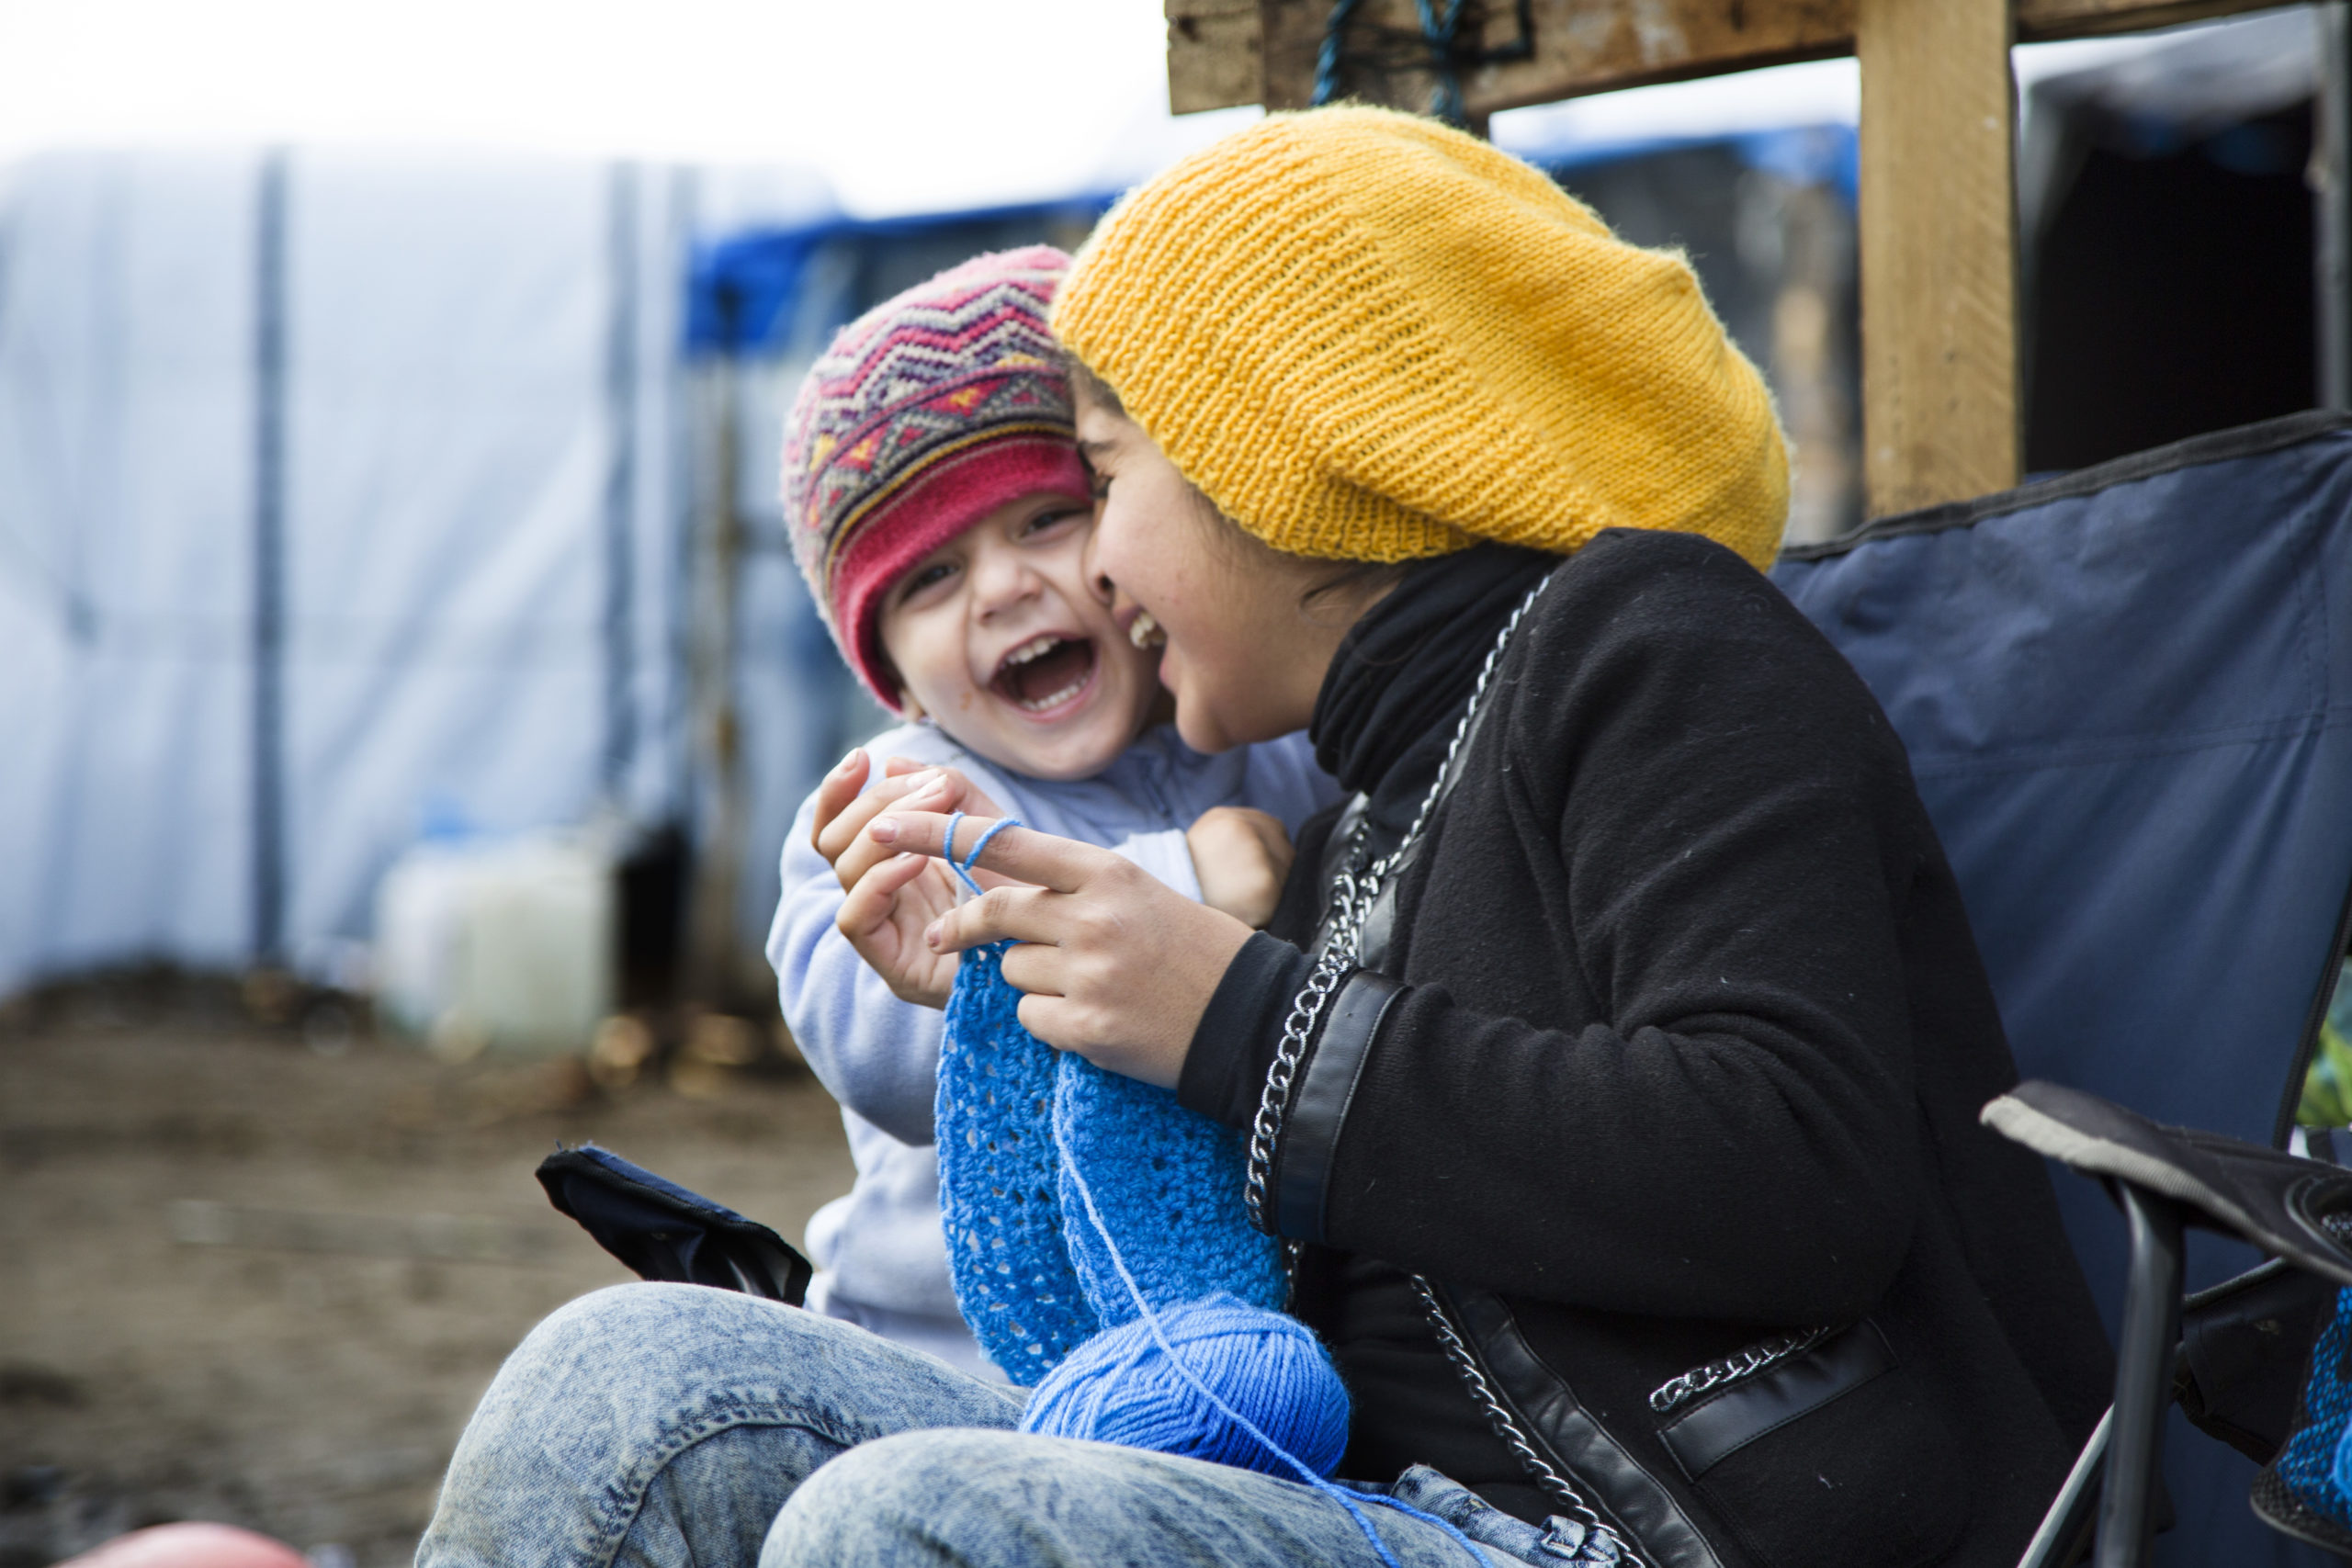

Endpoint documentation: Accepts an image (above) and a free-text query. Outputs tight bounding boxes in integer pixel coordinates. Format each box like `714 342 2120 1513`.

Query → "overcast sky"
0 0 1265 215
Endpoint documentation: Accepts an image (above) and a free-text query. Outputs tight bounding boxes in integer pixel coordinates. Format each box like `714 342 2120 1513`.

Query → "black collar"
1310 543 1561 807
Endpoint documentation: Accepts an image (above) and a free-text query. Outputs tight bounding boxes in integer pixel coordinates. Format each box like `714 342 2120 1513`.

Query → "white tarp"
0 145 842 998
0 151 258 990
281 151 631 975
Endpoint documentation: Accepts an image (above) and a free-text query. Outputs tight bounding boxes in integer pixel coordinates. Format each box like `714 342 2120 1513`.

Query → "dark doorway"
2026 104 2316 473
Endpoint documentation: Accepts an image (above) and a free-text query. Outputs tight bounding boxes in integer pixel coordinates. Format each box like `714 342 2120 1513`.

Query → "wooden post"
1854 0 2020 513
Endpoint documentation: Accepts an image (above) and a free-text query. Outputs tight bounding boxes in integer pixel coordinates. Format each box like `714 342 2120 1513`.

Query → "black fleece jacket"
1180 533 2114 1567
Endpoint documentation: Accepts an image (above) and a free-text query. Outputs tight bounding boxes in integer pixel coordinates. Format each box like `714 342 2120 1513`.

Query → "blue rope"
1413 0 1467 125
1311 0 1365 106
942 811 1023 897
1312 0 1483 126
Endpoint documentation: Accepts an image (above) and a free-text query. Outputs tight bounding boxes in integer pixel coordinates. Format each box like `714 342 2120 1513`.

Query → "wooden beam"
1168 0 1263 116
2011 0 2286 42
1856 0 2020 513
1255 0 1849 117
1167 0 2288 117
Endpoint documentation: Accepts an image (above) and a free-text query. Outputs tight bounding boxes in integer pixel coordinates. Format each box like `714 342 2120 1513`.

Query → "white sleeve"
766 792 944 1147
1238 729 1348 833
1109 828 1203 903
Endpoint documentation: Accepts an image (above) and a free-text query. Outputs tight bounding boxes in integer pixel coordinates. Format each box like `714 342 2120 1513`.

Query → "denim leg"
417 1283 1024 1568
763 1430 1515 1568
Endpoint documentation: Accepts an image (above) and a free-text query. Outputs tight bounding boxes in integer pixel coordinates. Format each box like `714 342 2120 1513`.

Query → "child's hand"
808 749 1011 1010
1184 807 1295 931
809 750 1004 894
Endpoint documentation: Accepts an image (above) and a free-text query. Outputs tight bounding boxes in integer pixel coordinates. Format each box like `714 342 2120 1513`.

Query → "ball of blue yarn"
1019 1292 1351 1481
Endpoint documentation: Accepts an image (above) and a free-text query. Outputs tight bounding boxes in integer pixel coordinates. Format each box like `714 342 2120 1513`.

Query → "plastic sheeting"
1772 410 2352 1568
281 152 645 975
0 148 852 998
0 152 262 990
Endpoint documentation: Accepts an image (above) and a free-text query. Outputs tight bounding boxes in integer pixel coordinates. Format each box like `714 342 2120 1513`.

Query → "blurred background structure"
0 8 2324 1026
0 2 2337 1565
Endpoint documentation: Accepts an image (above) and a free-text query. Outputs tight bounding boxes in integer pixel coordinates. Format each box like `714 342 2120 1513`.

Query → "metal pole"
603 161 640 799
2321 2 2352 412
2017 1407 2110 1568
2094 1185 2185 1568
251 150 289 968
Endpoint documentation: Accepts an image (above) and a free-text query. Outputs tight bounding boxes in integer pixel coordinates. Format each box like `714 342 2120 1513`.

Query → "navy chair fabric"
1770 410 2352 1566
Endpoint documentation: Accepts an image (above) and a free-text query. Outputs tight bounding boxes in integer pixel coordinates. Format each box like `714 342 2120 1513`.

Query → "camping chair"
543 412 2352 1564
1987 1081 2352 1568
1773 410 2352 1563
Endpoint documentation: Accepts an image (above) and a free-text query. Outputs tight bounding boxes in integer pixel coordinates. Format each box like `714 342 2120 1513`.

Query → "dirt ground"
0 983 854 1568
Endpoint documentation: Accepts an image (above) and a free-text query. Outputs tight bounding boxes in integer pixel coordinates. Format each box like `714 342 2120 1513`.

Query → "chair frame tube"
2095 1184 2186 1568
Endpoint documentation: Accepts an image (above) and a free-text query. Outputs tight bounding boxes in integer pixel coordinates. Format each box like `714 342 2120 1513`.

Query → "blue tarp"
1520 123 1858 202
1773 410 2352 1567
686 193 1120 355
684 126 1857 357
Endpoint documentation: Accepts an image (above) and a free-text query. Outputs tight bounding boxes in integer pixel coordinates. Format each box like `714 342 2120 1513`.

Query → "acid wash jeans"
415 1282 1611 1568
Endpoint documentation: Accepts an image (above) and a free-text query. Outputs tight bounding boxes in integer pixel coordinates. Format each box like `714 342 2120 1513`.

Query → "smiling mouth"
991 634 1100 714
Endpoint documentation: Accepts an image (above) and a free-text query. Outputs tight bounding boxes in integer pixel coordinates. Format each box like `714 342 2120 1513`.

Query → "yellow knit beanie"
1053 107 1789 570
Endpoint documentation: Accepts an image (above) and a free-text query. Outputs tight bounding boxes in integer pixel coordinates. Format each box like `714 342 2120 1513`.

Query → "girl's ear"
899 690 927 721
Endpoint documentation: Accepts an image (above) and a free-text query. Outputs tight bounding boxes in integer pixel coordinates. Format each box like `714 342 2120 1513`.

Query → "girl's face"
1076 400 1354 755
876 489 1162 782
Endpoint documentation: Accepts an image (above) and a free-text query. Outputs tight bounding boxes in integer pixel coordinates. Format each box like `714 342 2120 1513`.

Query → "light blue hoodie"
767 718 1340 1378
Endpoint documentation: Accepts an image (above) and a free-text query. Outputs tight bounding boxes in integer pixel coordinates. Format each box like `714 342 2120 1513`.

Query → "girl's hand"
867 811 1255 1089
809 750 1010 1010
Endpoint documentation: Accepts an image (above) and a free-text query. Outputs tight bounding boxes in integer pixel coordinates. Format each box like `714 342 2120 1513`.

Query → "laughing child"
763 247 1336 1377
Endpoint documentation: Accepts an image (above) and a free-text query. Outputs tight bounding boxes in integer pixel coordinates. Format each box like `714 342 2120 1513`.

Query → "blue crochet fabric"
937 942 1094 1385
938 941 1284 1385
2278 1285 2352 1529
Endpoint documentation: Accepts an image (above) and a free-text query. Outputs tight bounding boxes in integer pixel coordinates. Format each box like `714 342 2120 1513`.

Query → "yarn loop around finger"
943 811 1023 898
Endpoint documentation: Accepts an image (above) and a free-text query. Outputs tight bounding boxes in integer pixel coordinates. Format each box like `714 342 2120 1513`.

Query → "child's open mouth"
991 634 1099 716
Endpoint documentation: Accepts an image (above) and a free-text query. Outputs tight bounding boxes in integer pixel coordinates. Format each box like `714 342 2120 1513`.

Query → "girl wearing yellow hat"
883 107 2112 1568
418 107 2111 1568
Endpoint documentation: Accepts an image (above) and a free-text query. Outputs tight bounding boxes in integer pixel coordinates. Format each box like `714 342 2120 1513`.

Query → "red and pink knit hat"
782 245 1091 710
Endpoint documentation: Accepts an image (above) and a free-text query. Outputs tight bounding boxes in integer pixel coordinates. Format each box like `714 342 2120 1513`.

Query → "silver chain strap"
1243 580 1651 1564
1646 1325 1836 1416
1243 578 1545 1233
1410 1275 1643 1567
1242 876 1370 1233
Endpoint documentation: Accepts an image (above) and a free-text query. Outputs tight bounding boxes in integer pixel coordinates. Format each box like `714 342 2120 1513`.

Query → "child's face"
876 490 1162 782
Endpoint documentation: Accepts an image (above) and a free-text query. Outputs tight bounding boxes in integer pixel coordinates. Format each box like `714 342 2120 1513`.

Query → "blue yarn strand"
1041 1093 1494 1568
942 811 1022 897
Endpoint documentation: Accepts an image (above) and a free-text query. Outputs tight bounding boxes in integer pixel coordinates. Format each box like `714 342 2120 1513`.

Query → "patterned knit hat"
1054 108 1789 571
783 245 1091 709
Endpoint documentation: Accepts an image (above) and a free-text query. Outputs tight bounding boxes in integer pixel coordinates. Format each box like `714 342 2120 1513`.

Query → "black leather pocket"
1658 1323 1970 1568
